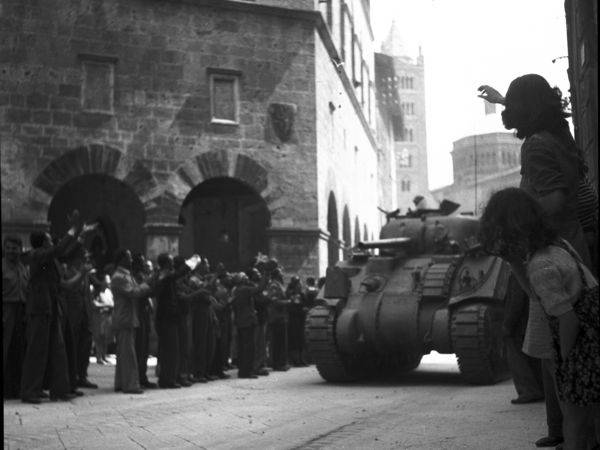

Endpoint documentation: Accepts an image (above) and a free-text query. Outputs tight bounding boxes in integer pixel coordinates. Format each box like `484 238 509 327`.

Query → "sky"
371 0 571 190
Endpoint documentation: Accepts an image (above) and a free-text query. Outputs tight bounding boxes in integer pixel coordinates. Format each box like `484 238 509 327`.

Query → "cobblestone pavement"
4 353 545 449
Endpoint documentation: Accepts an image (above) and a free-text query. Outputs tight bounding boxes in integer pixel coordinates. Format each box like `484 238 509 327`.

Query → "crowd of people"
2 214 324 402
3 72 599 449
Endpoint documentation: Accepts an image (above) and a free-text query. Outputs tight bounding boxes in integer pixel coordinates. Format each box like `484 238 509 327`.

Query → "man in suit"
20 212 95 403
231 272 266 379
111 249 152 394
61 245 97 395
3 236 29 398
267 268 291 371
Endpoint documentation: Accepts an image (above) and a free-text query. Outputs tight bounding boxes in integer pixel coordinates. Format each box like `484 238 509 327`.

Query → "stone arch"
174 151 269 202
47 173 146 266
34 144 123 198
354 216 361 245
327 191 339 267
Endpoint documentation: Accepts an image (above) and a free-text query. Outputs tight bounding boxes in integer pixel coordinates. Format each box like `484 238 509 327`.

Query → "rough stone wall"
565 0 598 187
1 0 318 241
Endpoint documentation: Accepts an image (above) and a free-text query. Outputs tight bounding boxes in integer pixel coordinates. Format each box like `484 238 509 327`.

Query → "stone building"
564 0 598 186
1 0 394 277
431 131 522 214
380 21 430 211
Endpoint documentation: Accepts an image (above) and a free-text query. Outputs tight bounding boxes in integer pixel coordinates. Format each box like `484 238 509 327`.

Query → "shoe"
21 397 42 404
38 391 49 399
272 365 291 372
71 390 85 397
158 383 181 389
535 436 564 447
238 374 258 379
50 393 77 401
141 381 157 389
77 379 98 389
122 389 144 394
511 395 544 404
255 368 269 376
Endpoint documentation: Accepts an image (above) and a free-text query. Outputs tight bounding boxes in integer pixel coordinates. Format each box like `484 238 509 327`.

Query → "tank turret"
305 201 517 384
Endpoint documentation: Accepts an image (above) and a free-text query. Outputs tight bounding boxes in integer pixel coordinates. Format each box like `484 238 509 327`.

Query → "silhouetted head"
157 252 173 271
3 235 22 263
30 231 52 249
173 255 186 271
479 188 557 262
502 74 569 139
114 248 132 269
131 253 146 273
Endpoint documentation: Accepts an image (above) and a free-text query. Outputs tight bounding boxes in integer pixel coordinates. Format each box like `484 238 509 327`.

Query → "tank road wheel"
305 305 365 382
394 353 423 374
451 303 509 385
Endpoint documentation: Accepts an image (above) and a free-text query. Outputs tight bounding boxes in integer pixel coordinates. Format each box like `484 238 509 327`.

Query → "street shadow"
301 362 474 389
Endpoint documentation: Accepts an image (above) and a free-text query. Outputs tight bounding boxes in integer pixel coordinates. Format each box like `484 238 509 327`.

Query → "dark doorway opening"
179 177 270 272
327 191 339 267
48 174 145 269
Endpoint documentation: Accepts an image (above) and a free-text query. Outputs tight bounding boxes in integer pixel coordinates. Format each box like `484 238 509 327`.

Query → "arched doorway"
48 174 145 269
354 216 361 245
179 177 270 271
342 205 351 257
327 192 339 267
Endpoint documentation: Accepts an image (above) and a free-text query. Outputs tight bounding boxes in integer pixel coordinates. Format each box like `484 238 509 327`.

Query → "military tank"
306 201 515 385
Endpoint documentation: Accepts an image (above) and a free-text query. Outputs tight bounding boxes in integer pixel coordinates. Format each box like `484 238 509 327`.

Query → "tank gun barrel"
357 237 411 249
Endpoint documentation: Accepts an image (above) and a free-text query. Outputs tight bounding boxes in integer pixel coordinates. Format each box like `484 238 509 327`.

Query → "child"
479 187 599 450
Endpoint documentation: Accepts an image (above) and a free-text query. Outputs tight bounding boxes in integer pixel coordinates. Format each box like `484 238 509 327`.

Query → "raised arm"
477 85 505 105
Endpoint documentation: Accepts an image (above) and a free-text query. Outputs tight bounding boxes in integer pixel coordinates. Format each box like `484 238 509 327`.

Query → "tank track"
305 305 363 382
451 303 509 385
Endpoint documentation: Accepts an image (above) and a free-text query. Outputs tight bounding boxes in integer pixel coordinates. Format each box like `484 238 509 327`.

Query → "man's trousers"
3 303 26 397
21 313 70 399
156 320 179 386
237 325 256 377
114 328 140 392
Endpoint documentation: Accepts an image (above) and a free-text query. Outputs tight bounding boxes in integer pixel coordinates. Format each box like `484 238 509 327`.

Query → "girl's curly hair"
501 74 570 140
479 188 558 262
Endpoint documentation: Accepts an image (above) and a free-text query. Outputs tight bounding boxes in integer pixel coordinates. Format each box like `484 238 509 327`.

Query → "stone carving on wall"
267 102 297 144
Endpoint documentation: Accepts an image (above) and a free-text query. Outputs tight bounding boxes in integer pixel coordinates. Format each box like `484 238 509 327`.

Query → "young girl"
479 187 599 450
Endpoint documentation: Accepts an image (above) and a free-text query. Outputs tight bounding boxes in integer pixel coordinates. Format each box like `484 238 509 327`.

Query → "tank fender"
448 256 511 307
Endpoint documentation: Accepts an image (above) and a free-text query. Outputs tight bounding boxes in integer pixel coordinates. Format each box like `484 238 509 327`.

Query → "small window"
208 69 240 124
399 148 411 167
81 56 115 113
401 179 411 192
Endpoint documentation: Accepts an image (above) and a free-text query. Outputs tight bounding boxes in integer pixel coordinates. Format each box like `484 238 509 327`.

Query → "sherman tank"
306 201 515 385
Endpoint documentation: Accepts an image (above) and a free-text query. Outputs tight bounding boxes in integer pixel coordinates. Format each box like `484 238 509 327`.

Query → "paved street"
4 353 545 450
